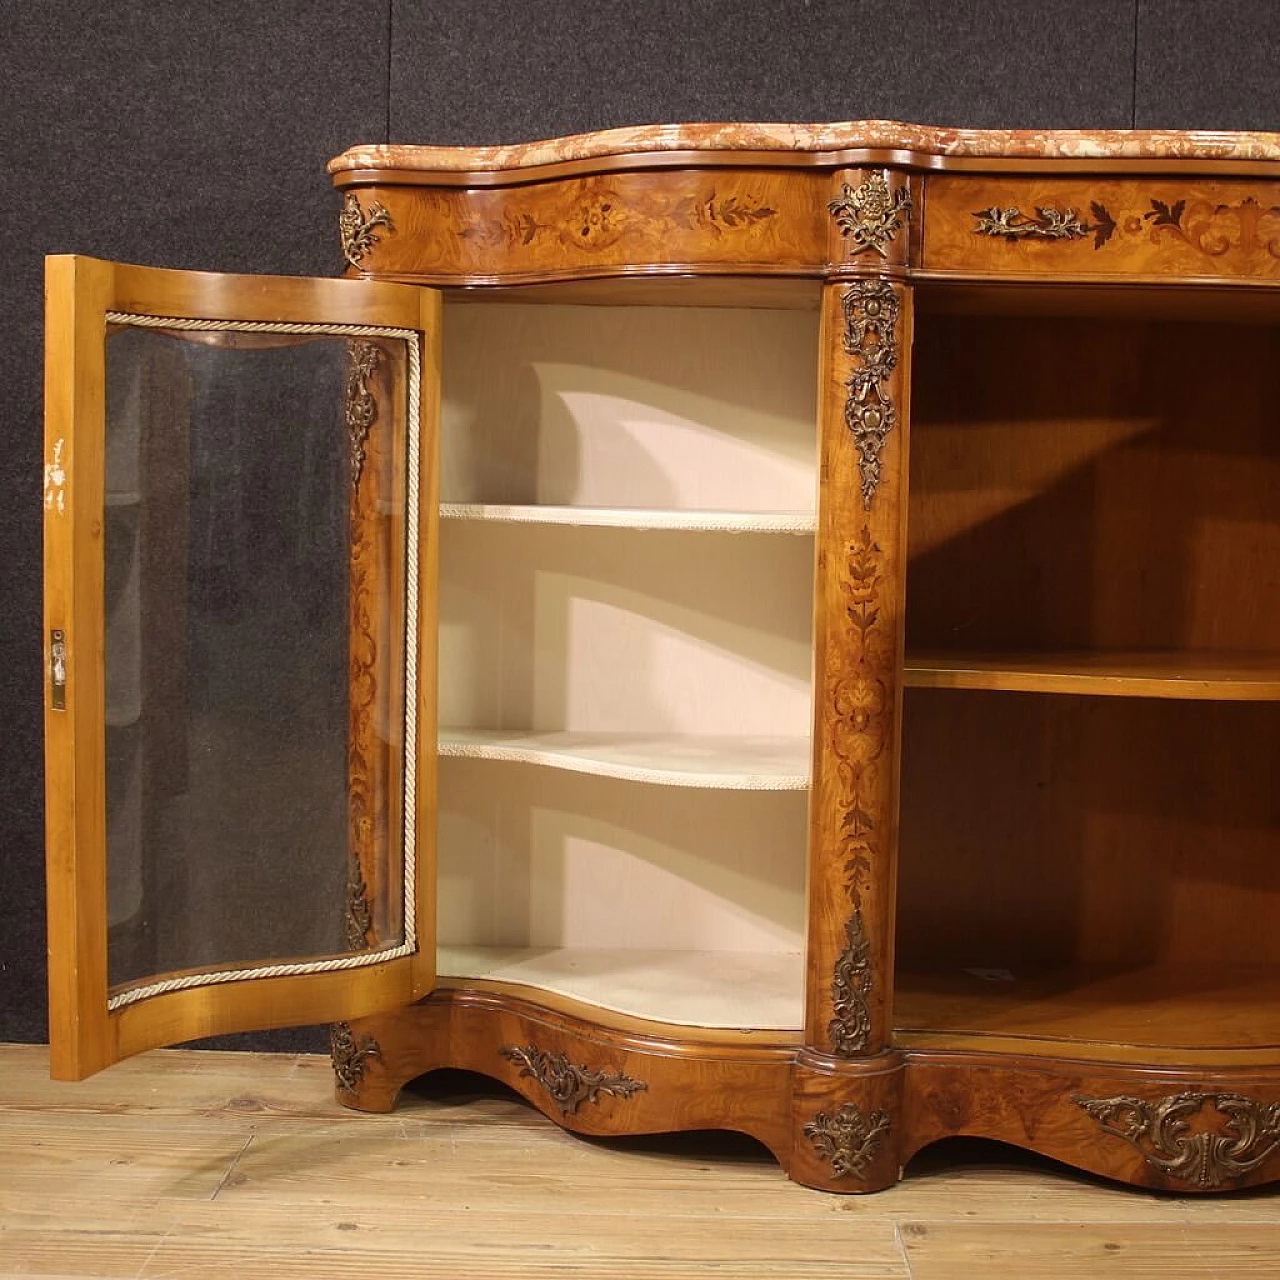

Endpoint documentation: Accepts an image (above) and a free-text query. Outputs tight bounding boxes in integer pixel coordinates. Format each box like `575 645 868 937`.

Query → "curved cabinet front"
321 126 1280 1193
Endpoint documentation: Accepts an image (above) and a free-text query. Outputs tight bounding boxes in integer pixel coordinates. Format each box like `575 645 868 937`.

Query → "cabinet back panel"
897 690 1280 969
908 315 1280 655
437 760 807 953
439 304 819 511
438 522 814 736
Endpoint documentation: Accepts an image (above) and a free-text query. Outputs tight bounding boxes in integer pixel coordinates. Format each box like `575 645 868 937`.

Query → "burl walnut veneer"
45 123 1280 1193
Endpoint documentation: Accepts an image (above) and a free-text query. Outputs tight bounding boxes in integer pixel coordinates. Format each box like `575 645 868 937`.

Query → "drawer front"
923 176 1280 281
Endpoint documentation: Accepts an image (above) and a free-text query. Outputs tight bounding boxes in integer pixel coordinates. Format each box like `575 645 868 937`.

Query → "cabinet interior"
897 305 1280 1061
434 301 819 1029
431 293 1280 1045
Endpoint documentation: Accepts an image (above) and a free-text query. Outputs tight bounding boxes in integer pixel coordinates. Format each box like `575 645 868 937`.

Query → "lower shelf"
894 963 1280 1064
437 944 804 1033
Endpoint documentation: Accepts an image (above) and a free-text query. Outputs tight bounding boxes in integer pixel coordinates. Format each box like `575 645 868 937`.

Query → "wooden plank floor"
1 1044 1277 1279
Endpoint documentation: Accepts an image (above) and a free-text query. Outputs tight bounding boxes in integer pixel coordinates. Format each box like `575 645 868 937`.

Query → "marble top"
329 121 1280 175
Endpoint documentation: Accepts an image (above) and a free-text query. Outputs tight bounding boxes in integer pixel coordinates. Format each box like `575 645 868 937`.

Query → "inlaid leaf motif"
1090 201 1117 248
1145 197 1187 228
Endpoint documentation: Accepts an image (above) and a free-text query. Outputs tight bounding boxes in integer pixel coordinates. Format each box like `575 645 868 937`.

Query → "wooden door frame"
44 256 439 1079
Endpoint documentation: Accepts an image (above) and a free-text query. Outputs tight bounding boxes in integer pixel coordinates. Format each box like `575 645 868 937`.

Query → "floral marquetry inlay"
458 187 777 252
972 194 1280 260
1142 194 1280 259
44 439 67 516
825 526 893 1057
346 340 384 945
931 180 1280 278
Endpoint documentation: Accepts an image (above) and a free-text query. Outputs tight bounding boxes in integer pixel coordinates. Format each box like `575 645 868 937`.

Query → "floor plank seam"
130 1221 177 1279
894 1222 918 1280
209 1131 255 1201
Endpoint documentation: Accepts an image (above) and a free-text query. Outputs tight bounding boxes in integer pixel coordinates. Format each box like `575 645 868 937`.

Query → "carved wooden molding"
973 202 1117 249
828 172 912 258
345 341 381 488
1073 1091 1280 1188
499 1044 647 1116
330 1022 381 1095
339 192 394 270
804 1103 890 1179
840 280 900 510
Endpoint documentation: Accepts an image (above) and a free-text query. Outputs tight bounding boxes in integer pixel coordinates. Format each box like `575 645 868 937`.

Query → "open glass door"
43 256 439 1079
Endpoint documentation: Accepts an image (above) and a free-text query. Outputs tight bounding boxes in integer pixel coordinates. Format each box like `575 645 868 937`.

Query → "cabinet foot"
788 1050 906 1192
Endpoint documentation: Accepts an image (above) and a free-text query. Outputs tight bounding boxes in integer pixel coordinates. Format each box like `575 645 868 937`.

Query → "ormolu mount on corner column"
792 167 917 1189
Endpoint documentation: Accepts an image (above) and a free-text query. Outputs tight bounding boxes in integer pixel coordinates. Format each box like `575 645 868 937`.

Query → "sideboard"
44 122 1280 1192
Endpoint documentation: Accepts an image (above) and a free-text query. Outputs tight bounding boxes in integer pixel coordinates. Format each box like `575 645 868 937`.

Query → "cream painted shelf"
437 728 811 789
437 944 804 1030
440 503 816 534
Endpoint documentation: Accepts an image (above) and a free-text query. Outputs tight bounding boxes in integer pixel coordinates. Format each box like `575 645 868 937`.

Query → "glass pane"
103 325 408 995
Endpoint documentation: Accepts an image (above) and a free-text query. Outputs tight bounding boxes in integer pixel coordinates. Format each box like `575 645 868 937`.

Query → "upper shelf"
905 651 1280 701
438 729 811 790
440 503 815 534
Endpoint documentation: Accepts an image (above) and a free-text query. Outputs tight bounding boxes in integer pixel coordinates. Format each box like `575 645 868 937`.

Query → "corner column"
792 167 915 1192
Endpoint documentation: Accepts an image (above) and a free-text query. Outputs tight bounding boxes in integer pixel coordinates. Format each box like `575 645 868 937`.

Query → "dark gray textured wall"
2 0 1276 1048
